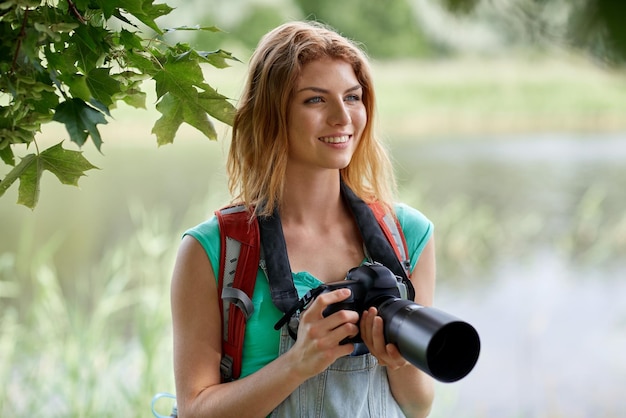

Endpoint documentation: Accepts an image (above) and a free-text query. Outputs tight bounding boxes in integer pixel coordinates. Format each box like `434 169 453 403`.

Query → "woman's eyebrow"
296 85 362 94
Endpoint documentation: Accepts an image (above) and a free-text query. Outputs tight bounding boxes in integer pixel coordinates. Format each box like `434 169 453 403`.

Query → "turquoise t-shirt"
184 202 433 378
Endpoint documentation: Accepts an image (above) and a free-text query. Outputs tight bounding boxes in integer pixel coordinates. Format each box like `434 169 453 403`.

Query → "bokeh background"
1 0 625 417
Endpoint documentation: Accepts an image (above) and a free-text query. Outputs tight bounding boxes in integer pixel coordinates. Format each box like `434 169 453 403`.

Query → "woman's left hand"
359 307 410 370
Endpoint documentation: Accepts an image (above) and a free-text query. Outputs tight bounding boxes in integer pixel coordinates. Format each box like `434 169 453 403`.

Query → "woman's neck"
280 172 345 226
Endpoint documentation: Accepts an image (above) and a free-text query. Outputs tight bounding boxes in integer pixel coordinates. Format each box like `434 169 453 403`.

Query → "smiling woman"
170 21 437 418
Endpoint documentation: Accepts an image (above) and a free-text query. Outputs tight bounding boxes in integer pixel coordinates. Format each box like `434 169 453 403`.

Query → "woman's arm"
360 236 436 418
171 235 360 418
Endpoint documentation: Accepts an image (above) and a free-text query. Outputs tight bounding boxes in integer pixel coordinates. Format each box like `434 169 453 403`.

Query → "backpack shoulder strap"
214 197 412 381
215 205 260 381
367 201 411 278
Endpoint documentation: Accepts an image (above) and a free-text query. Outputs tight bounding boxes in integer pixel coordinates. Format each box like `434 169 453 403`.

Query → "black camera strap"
340 182 414 298
258 210 300 314
258 181 415 316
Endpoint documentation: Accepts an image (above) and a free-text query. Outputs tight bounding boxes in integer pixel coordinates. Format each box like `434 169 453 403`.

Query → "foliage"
0 0 237 209
293 0 437 58
229 4 290 51
443 0 626 65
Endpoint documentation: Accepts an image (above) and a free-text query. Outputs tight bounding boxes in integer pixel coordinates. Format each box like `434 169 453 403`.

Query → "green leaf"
72 25 111 73
66 74 92 101
53 98 108 151
152 93 183 145
0 144 15 166
153 50 205 100
1 156 32 200
164 25 221 33
16 154 40 209
120 88 147 108
152 92 218 145
119 28 144 50
86 68 122 108
197 86 236 125
125 50 157 75
198 49 240 69
92 0 118 19
0 143 98 209
40 141 99 185
122 0 174 35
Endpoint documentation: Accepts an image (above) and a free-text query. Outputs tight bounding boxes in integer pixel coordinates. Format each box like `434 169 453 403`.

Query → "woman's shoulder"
393 202 433 233
392 202 433 263
184 215 220 242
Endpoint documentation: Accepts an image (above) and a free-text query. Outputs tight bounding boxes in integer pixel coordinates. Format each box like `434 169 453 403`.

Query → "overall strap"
215 205 260 381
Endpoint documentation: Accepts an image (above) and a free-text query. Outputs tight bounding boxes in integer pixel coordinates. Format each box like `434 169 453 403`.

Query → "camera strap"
258 210 300 314
340 182 414 299
258 181 415 317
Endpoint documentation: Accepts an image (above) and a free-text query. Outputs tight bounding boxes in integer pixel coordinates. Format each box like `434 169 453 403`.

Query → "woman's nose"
328 100 351 126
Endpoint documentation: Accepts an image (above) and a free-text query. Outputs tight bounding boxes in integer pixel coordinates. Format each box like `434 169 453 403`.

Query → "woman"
171 21 436 417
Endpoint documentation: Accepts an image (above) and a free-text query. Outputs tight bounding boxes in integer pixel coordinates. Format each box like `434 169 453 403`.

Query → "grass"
1 207 176 417
371 54 626 139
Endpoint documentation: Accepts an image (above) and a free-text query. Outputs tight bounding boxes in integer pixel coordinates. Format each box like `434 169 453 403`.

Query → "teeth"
320 135 349 144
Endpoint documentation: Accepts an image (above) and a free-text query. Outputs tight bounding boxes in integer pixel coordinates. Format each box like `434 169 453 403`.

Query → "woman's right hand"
286 288 360 379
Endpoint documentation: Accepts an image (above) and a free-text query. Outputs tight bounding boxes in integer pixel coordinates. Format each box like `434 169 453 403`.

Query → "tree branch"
67 0 86 24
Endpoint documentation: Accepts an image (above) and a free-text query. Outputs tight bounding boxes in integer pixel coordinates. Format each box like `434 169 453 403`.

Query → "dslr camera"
278 262 480 383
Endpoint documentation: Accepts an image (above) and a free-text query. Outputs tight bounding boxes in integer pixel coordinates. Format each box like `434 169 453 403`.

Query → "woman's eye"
345 94 361 102
305 96 323 104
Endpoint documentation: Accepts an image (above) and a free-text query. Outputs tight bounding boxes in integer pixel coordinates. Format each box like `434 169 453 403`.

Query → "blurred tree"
442 0 626 65
230 4 290 50
185 0 302 54
293 0 438 58
568 0 626 64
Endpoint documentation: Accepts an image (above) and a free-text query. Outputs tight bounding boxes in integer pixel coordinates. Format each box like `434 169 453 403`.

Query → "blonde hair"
228 21 396 216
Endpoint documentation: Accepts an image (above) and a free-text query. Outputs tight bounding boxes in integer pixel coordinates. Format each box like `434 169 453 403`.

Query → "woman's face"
286 58 367 174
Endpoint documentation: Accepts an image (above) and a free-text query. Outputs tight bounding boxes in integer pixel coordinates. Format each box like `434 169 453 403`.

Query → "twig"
67 0 86 24
10 8 30 74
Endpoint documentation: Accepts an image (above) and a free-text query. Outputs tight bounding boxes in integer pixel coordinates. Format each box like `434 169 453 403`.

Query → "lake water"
396 133 626 418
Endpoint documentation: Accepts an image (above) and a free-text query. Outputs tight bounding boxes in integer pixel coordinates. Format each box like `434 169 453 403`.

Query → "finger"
360 308 374 345
371 314 387 354
305 288 352 318
383 344 410 370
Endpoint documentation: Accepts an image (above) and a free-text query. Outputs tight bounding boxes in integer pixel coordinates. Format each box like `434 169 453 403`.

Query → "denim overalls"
270 325 407 418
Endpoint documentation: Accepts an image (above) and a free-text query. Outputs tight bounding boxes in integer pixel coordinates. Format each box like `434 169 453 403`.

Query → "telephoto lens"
377 298 480 383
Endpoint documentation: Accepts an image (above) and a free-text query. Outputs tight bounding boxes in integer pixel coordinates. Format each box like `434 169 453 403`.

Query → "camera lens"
377 298 480 383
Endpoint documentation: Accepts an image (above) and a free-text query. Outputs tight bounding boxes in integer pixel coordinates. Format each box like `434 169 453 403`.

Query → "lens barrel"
377 298 480 383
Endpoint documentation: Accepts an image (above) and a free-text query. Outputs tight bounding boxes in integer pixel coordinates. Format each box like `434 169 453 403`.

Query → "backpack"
215 184 412 382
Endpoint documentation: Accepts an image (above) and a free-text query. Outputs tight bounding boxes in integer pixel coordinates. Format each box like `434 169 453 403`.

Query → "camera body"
320 262 405 343
314 262 481 383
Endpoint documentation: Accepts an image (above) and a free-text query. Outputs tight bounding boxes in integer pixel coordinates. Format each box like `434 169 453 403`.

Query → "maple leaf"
53 98 108 151
151 49 235 143
152 92 217 145
121 0 174 35
0 142 98 209
86 68 123 108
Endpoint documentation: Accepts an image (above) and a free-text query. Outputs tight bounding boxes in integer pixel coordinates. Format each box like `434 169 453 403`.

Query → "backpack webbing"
215 205 259 381
215 201 410 382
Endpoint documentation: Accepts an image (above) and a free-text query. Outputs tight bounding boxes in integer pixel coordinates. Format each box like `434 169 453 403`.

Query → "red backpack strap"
368 201 411 278
215 205 260 381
